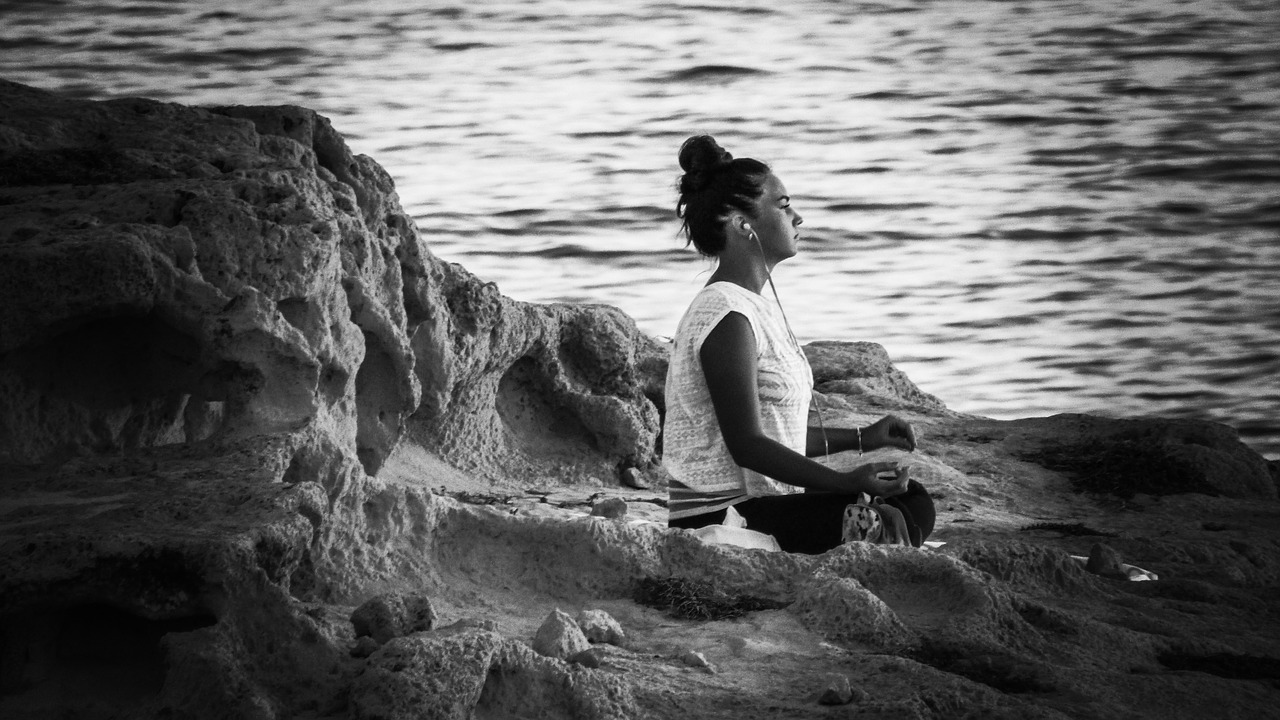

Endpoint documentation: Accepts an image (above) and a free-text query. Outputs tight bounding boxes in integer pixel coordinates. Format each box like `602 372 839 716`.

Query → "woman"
663 135 934 554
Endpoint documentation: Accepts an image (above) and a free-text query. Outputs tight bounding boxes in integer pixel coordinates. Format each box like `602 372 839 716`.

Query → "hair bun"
679 135 733 176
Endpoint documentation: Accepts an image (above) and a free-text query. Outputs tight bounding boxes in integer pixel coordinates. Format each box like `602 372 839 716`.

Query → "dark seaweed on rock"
1018 522 1117 537
634 576 789 621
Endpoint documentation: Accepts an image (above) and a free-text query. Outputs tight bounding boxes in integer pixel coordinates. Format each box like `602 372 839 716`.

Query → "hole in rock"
0 604 217 717
354 330 400 476
496 356 595 457
276 297 312 333
0 313 226 461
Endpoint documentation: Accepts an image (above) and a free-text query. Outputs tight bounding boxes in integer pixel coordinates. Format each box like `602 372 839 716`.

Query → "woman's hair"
676 135 771 256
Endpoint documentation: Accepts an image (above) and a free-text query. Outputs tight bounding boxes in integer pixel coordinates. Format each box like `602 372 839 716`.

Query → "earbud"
742 222 752 231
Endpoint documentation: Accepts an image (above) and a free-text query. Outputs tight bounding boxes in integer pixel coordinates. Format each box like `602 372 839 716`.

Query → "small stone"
590 497 628 519
681 650 715 673
350 635 380 658
532 608 590 660
621 467 649 489
568 647 604 668
1085 543 1127 579
351 593 438 644
818 676 855 705
576 609 626 646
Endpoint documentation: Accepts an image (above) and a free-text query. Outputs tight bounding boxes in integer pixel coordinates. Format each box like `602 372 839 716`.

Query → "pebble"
681 650 715 673
590 497 628 519
818 675 867 705
621 467 650 489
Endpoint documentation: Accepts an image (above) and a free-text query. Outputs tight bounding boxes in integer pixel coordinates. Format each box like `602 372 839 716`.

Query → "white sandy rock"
532 608 590 660
680 650 716 673
792 574 915 652
576 609 626 645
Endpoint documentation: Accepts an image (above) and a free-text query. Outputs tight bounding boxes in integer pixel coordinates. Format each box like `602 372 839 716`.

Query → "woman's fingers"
867 415 917 452
898 421 917 451
883 415 917 451
881 471 909 497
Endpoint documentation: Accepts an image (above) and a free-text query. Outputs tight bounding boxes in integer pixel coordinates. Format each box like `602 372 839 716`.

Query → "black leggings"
669 480 935 555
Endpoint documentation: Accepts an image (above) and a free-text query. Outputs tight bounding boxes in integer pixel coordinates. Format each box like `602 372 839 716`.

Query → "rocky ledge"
1 79 1278 720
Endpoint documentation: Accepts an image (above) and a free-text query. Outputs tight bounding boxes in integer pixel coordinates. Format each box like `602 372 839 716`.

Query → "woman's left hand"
864 414 917 452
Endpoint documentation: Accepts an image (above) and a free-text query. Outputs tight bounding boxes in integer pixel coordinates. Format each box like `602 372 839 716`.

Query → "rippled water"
3 0 1277 458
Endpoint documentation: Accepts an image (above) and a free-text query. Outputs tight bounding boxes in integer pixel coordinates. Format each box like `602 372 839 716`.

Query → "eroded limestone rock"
352 627 637 720
350 592 437 644
576 608 626 645
4 79 1280 720
532 608 590 660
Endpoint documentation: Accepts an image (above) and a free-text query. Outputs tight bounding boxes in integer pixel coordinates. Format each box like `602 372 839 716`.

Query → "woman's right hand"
846 462 910 498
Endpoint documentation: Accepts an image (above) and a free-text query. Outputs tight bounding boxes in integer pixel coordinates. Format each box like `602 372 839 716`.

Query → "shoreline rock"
2 80 1279 720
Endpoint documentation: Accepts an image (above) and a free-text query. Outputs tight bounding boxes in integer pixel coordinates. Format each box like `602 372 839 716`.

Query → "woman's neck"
707 253 773 294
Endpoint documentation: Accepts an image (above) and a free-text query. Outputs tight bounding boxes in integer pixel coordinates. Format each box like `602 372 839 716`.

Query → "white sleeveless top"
663 282 812 520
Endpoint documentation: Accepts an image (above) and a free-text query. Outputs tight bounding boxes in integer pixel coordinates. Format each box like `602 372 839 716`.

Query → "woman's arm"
701 312 904 495
805 416 918 457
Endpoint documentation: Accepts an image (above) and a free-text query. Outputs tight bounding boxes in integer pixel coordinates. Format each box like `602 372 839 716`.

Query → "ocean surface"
3 0 1278 459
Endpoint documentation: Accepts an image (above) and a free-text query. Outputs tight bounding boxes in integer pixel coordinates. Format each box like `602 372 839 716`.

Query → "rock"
352 629 502 720
1085 543 1127 580
569 647 604 668
531 608 589 660
681 650 715 673
804 341 950 412
591 497 628 519
0 81 421 477
350 593 438 645
791 573 914 653
352 629 637 720
351 636 381 658
817 675 863 705
620 467 650 489
1007 415 1275 500
576 609 626 645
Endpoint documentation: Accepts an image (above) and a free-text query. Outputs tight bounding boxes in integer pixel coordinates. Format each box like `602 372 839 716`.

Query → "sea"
2 0 1277 459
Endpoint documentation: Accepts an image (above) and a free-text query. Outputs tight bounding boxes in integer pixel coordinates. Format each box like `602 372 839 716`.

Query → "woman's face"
748 173 803 263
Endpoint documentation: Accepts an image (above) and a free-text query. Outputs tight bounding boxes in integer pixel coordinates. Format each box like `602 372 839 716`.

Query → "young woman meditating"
663 135 935 554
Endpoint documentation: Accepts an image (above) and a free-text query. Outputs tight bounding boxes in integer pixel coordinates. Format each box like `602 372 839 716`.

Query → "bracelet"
856 427 863 457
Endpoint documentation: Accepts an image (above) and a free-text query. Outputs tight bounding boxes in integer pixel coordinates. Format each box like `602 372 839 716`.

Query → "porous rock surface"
2 80 1279 720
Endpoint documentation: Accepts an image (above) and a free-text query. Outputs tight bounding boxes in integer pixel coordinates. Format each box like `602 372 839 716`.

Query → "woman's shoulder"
674 283 763 345
695 281 767 311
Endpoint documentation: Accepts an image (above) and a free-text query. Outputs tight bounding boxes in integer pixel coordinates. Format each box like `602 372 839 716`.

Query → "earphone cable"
752 231 831 457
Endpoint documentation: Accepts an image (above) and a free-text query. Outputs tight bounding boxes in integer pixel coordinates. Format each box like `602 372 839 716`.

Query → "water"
3 0 1278 458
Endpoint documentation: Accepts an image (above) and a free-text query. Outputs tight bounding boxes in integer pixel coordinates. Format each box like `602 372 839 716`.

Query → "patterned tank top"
663 282 812 521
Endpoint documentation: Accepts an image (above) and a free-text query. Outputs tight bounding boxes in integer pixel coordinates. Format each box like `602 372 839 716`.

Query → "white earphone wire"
748 229 831 457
